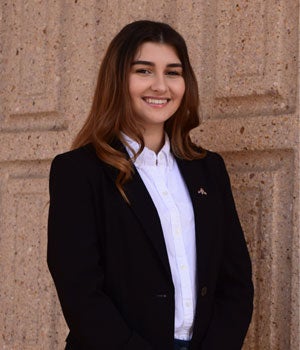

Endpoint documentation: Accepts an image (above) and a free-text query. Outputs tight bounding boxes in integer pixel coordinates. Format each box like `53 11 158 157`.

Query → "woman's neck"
142 127 165 154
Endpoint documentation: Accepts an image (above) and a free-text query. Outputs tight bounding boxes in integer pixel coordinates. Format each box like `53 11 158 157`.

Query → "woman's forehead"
133 42 181 63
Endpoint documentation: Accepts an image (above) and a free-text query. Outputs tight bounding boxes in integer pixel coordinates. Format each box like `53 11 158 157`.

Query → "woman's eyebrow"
131 60 182 68
167 63 182 68
132 60 154 66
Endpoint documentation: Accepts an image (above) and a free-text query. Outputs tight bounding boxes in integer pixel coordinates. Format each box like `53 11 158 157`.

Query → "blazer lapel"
101 141 173 282
176 156 220 285
123 169 172 281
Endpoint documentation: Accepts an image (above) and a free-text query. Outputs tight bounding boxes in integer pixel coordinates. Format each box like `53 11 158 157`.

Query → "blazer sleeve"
47 153 152 350
201 154 254 350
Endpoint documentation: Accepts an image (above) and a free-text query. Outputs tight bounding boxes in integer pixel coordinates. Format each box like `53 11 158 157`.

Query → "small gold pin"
198 188 207 196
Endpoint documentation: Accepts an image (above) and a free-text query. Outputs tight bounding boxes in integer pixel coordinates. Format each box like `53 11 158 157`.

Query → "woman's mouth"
142 97 170 106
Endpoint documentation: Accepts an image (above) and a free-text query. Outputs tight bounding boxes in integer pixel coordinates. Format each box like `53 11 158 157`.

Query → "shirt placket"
153 164 194 330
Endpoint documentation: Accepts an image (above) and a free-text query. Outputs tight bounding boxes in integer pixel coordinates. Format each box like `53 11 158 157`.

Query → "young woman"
47 20 253 350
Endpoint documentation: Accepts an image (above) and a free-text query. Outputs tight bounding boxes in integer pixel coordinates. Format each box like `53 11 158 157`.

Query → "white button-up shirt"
123 134 197 340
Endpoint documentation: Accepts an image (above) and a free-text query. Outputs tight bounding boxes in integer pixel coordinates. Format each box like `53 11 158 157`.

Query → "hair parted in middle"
72 20 206 201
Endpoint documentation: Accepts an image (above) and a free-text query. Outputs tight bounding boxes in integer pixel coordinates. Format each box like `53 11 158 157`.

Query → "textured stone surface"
0 1 299 349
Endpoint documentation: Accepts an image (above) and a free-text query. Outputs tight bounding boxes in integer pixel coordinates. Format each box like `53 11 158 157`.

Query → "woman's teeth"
143 98 169 105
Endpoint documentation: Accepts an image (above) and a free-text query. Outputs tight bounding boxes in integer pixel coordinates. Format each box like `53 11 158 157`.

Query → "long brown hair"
72 20 205 201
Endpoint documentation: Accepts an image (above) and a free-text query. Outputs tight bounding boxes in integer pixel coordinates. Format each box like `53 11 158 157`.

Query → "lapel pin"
198 187 207 196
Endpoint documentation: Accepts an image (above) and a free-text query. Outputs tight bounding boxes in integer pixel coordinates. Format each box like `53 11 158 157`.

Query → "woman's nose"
150 74 167 93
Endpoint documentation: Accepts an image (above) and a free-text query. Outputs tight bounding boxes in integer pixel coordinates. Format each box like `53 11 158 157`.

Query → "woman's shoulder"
52 143 99 162
50 143 104 175
190 148 230 187
204 149 225 164
192 146 225 169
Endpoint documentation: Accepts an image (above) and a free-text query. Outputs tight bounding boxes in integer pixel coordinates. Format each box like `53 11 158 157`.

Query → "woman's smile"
142 96 171 107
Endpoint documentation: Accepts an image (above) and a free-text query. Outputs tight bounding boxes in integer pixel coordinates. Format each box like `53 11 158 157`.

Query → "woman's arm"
201 154 254 350
47 152 152 350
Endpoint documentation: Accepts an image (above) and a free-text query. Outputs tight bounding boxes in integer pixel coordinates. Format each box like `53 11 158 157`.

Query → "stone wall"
0 1 299 349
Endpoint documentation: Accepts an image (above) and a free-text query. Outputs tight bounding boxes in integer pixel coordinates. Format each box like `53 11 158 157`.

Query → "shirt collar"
122 133 174 169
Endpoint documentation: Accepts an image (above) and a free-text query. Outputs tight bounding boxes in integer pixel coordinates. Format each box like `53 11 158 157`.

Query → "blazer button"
200 286 207 297
156 294 167 298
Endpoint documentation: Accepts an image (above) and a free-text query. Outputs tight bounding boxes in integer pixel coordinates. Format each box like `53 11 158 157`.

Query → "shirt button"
185 302 190 307
162 191 168 196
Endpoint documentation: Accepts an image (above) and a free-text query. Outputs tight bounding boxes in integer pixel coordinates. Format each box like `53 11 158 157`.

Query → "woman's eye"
136 69 152 75
166 71 182 76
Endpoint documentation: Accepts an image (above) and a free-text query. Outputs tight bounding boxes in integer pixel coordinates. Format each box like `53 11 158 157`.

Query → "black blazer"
47 143 253 350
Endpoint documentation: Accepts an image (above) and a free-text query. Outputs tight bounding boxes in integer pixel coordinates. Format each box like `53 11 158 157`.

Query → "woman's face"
128 42 185 132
